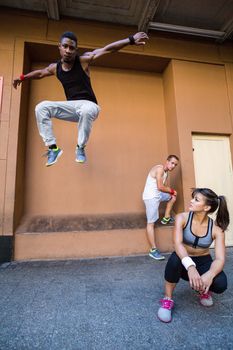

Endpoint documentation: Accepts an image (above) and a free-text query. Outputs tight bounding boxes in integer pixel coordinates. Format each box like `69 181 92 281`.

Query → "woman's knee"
210 272 227 294
165 252 183 283
168 252 182 266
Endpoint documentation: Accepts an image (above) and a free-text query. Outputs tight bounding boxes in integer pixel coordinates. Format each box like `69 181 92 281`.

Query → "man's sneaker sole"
161 221 169 225
149 253 165 260
75 158 86 163
161 220 174 225
46 149 63 167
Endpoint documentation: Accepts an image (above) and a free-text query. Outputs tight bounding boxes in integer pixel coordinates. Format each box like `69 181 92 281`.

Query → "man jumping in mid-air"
13 31 148 166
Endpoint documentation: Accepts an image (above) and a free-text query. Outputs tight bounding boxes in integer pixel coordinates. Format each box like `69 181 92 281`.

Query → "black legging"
165 252 227 294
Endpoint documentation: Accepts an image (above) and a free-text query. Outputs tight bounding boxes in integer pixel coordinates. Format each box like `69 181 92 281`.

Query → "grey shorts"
143 192 171 224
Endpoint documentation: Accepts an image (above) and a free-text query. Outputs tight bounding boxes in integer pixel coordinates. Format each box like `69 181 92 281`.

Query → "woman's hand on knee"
200 271 214 294
188 266 204 291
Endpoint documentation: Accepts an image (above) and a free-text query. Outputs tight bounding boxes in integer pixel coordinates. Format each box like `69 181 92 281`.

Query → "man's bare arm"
80 32 149 64
13 63 56 89
155 167 176 194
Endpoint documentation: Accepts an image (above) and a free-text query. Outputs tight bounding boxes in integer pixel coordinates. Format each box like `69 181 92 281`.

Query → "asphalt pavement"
0 248 233 350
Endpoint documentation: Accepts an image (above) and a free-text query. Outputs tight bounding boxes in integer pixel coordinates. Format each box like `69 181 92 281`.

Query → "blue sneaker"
149 249 165 260
44 148 63 167
76 146 86 163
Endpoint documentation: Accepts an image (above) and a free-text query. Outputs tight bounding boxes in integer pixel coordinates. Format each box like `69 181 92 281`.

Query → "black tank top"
56 56 98 104
183 211 213 249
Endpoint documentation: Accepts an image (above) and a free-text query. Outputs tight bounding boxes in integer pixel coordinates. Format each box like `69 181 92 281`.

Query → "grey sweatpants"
35 100 100 147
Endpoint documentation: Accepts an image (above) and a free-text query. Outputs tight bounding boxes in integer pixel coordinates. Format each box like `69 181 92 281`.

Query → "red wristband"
20 74 25 81
170 188 175 195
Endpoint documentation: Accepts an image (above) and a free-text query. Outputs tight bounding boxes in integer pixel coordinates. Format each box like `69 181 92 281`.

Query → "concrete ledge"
14 226 174 261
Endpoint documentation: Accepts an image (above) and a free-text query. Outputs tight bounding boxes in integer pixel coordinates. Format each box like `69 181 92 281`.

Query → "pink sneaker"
199 291 213 307
157 298 174 323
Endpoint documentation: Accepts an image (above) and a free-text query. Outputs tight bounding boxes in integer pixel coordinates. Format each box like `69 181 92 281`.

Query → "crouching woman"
158 188 230 323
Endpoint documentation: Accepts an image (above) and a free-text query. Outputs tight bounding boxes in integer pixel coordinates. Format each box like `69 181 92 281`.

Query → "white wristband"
181 256 196 270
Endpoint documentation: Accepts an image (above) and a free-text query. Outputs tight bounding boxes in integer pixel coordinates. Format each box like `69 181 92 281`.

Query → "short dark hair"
167 154 179 161
60 31 78 45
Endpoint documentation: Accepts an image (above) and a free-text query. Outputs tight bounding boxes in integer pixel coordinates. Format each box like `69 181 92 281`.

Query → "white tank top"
142 166 168 200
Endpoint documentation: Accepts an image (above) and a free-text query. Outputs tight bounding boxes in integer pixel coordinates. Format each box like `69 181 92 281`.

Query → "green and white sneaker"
149 248 165 260
161 217 175 225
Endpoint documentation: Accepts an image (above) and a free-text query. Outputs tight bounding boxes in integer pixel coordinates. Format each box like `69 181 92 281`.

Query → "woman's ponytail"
192 188 230 231
216 195 230 231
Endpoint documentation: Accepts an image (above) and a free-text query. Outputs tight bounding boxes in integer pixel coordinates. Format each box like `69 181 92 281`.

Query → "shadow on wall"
16 202 174 233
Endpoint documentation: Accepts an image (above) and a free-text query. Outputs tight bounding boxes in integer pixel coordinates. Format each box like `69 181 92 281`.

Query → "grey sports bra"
183 211 213 249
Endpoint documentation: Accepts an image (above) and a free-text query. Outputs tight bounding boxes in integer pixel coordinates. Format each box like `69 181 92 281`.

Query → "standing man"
142 155 179 260
13 31 148 166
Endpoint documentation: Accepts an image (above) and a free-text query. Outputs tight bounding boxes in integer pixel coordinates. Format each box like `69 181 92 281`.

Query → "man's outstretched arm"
13 63 56 89
81 32 149 63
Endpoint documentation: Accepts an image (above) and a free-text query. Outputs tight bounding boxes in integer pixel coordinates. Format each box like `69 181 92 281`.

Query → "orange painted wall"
0 9 233 259
170 60 233 208
163 62 184 213
24 65 167 216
